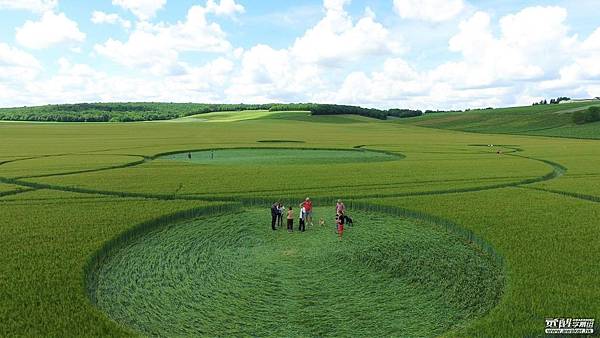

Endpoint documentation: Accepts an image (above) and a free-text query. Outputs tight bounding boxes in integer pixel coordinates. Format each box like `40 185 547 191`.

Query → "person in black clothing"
271 202 279 230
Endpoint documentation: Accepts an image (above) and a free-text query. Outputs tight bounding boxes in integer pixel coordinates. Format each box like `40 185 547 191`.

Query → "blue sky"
0 0 599 109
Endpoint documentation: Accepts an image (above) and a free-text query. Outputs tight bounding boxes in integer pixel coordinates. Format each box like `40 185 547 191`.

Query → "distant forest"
0 102 457 122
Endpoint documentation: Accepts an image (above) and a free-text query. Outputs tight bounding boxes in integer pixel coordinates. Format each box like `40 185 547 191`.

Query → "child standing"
287 207 294 233
336 212 345 241
299 206 306 232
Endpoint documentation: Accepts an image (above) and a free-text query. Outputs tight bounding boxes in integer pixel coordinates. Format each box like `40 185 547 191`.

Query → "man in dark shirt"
271 202 279 230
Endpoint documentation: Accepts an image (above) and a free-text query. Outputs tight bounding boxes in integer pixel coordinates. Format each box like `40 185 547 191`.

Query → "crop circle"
157 148 402 166
88 207 503 337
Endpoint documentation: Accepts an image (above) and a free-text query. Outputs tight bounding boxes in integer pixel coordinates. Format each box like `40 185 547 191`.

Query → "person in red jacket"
300 197 313 226
336 211 345 241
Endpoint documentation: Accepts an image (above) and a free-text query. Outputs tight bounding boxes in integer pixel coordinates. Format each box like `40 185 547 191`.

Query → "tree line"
0 103 273 122
533 97 570 105
0 102 458 122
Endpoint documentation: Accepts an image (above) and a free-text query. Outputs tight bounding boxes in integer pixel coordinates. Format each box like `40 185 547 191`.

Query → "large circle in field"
159 148 401 165
89 207 503 337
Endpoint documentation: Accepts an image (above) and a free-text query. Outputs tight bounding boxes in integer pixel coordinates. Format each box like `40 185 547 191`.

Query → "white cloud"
91 11 131 29
321 5 587 109
0 43 41 81
94 29 180 75
95 5 232 75
112 0 166 21
15 56 235 106
324 0 350 13
227 0 403 102
162 58 235 98
291 1 401 65
226 44 324 102
0 43 42 106
205 0 244 17
393 0 465 22
0 0 57 13
4 2 600 110
582 27 600 51
445 7 575 87
16 11 86 49
538 26 600 93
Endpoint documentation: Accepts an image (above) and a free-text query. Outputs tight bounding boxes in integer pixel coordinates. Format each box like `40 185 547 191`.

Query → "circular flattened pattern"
158 148 401 166
89 207 504 337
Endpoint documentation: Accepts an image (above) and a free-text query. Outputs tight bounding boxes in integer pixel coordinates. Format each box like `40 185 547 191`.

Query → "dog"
343 215 353 226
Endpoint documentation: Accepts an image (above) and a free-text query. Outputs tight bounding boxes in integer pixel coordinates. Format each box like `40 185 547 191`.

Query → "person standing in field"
336 199 346 215
300 197 314 226
277 203 284 228
271 202 279 230
287 206 294 233
336 212 345 241
299 206 306 232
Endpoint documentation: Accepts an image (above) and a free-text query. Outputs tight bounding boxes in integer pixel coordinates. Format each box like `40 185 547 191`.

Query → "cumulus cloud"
0 43 41 81
324 0 350 13
205 0 244 16
291 0 401 65
91 11 131 29
321 5 586 109
4 1 600 109
538 26 600 95
393 0 465 22
16 11 86 49
0 0 57 13
445 7 576 87
0 43 43 106
227 0 403 102
95 5 232 75
226 44 324 102
16 56 235 106
112 0 166 21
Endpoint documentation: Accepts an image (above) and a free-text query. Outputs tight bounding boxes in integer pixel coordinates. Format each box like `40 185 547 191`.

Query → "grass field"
174 109 282 122
406 101 600 139
1 107 599 337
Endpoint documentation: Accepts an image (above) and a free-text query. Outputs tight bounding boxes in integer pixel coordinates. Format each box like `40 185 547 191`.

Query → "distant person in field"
299 206 306 232
277 203 284 228
287 206 294 233
336 212 345 241
187 152 192 160
300 197 313 226
336 199 346 215
271 202 279 230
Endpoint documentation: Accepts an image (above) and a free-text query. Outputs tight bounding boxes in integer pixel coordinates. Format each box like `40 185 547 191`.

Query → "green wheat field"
1 102 599 337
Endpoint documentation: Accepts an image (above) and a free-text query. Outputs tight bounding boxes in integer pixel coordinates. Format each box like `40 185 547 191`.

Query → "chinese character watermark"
546 318 595 334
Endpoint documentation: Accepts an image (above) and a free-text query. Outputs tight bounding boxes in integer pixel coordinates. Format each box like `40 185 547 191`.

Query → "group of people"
270 198 351 240
270 198 313 232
